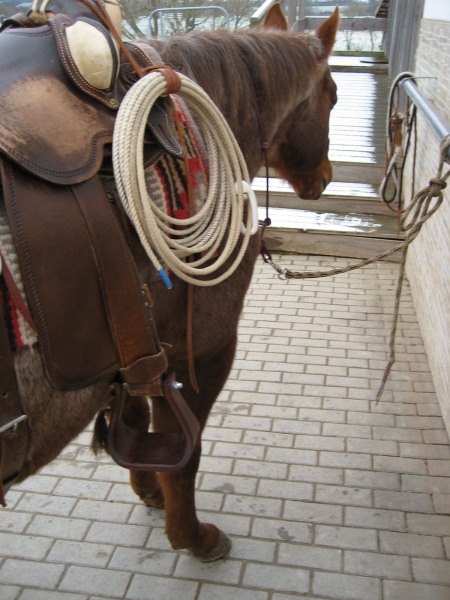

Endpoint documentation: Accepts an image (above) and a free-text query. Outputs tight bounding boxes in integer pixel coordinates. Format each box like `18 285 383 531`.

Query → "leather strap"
0 290 28 506
72 175 166 393
107 371 200 471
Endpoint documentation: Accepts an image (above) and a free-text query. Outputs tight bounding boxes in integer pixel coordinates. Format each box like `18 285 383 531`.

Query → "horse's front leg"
152 337 237 560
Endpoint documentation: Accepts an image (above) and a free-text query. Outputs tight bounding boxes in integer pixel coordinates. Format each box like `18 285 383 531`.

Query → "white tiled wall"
403 17 450 435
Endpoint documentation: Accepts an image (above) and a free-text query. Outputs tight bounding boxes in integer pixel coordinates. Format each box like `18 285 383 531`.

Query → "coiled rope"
113 70 255 288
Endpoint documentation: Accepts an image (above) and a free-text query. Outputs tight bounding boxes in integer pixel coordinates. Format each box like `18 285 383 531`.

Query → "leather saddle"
0 0 200 498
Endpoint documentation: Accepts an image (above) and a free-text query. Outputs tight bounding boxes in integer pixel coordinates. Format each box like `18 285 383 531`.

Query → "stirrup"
107 370 200 471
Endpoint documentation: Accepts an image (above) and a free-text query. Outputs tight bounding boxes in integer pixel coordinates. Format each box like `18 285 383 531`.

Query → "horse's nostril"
322 177 328 192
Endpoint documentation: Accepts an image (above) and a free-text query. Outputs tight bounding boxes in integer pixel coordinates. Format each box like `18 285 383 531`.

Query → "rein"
248 81 273 263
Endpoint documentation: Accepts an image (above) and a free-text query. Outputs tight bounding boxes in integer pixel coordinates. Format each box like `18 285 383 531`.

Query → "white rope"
113 71 256 288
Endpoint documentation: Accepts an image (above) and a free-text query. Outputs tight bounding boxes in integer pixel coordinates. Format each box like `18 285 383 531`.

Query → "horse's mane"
153 29 322 125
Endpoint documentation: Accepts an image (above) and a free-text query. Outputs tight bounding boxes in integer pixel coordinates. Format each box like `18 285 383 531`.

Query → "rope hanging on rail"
113 70 257 288
379 72 417 213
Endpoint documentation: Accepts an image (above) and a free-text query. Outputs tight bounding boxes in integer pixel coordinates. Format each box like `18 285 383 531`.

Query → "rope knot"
429 177 447 194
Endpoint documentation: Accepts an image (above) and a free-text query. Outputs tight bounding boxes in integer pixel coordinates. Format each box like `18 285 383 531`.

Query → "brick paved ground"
1 254 450 600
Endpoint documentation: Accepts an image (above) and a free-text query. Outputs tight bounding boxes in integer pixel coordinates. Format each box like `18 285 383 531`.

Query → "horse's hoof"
188 529 232 562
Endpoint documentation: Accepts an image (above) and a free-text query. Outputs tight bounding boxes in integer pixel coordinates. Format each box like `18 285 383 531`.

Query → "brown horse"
8 4 339 561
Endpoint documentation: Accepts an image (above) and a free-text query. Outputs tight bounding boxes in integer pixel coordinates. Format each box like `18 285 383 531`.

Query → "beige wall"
403 18 450 434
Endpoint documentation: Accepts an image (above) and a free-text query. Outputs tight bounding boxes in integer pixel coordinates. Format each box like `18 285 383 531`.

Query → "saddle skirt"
0 96 208 387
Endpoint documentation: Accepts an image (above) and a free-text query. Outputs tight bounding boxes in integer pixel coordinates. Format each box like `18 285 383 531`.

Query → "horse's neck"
156 33 314 179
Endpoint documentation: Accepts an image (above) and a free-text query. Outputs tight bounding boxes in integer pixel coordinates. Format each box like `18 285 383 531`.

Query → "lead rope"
268 135 450 400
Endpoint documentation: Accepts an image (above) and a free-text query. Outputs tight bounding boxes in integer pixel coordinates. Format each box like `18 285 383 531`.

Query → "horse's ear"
316 6 340 57
262 3 289 31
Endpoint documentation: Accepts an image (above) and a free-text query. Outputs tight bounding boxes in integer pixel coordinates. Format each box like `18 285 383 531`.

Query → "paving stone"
53 479 112 500
290 464 344 485
265 447 317 466
374 490 433 513
228 537 276 562
85 521 149 547
347 438 398 456
322 423 371 439
396 416 445 430
174 555 242 584
428 461 450 477
315 485 372 507
315 525 377 551
402 474 450 494
223 494 282 518
347 411 395 427
0 532 53 561
345 507 406 532
272 419 321 435
407 513 450 536
412 558 450 585
373 427 423 443
212 442 264 460
252 518 313 544
344 550 410 580
15 493 76 517
433 494 450 514
313 572 381 600
299 408 345 423
0 584 20 600
108 547 176 575
243 563 309 594
0 512 33 534
71 499 133 523
233 460 288 480
379 531 444 558
47 540 114 567
0 559 65 589
19 592 88 600
374 455 427 475
424 431 449 445
278 543 342 571
14 475 59 495
200 473 257 496
294 434 344 451
320 452 372 470
243 431 294 448
40 461 95 479
106 483 143 504
284 500 343 525
257 479 314 502
26 515 90 541
400 443 450 460
444 537 450 559
383 580 450 600
344 469 401 491
200 456 233 474
94 464 130 483
59 565 130 597
198 584 268 600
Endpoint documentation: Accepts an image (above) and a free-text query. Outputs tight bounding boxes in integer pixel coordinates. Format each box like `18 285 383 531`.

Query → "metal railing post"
400 76 450 162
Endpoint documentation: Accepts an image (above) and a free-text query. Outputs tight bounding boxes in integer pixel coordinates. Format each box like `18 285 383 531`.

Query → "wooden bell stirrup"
107 371 200 471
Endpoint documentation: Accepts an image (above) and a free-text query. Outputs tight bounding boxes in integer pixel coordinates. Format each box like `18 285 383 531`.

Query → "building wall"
402 16 450 434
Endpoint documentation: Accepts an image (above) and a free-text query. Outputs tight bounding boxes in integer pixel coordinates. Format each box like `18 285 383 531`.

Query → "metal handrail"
148 6 229 38
400 76 450 161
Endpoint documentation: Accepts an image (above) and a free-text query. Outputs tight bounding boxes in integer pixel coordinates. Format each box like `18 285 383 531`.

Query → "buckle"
0 415 27 435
